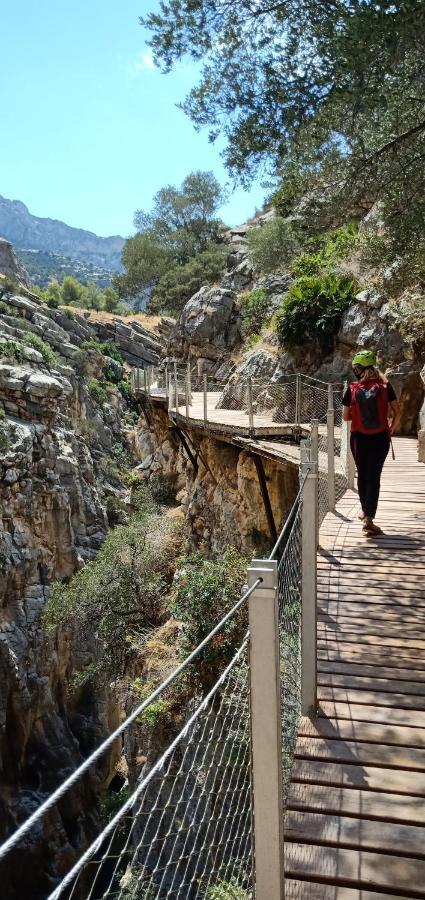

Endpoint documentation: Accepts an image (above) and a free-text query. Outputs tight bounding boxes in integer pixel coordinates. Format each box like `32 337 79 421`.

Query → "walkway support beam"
248 559 284 900
203 374 208 425
248 377 254 436
301 453 318 715
252 454 278 545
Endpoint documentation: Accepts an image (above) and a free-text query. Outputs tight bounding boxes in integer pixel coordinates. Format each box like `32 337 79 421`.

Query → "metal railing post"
248 377 254 436
147 367 151 398
143 368 147 394
310 418 319 546
136 367 141 393
165 365 169 403
203 374 208 424
185 374 190 420
295 373 302 425
187 360 192 400
300 457 318 716
247 559 284 900
327 384 336 512
168 373 173 413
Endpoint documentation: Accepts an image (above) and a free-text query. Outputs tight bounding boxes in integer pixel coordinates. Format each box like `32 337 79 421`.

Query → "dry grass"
64 306 161 332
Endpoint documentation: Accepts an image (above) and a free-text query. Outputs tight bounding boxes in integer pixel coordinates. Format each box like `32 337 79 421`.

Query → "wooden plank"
291 758 425 795
317 632 425 651
285 810 425 858
287 782 425 825
318 700 425 728
320 602 425 618
297 715 425 749
284 842 425 896
284 881 409 900
318 659 425 682
317 673 425 697
318 643 425 665
295 735 425 771
317 686 425 710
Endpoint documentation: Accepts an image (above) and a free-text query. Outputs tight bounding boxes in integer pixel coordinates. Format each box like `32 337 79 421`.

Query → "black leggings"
350 430 390 519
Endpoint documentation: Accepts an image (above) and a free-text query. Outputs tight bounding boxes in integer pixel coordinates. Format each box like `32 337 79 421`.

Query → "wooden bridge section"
285 437 425 899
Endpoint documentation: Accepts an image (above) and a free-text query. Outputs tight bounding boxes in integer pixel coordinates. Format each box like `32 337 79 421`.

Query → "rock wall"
132 404 299 554
0 237 31 287
0 291 136 898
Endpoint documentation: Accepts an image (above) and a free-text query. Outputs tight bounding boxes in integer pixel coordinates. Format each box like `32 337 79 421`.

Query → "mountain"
0 195 125 271
16 248 115 289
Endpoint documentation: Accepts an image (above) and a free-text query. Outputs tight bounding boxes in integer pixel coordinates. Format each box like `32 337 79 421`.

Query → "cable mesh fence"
48 644 251 900
276 500 303 800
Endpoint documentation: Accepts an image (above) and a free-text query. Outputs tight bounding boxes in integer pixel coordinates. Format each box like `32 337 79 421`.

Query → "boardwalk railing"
0 376 352 900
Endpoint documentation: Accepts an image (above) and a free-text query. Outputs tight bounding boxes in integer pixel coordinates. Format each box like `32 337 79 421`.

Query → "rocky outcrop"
131 404 298 553
0 288 137 897
0 238 31 286
167 286 242 369
90 316 162 367
0 195 124 271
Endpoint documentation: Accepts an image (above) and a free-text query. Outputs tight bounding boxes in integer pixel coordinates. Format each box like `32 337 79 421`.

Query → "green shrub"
291 223 358 278
81 339 123 364
0 276 19 298
0 300 13 316
170 547 247 690
23 333 58 368
0 340 26 363
46 296 60 309
150 244 226 316
275 273 358 350
239 288 270 336
247 218 300 274
88 378 108 405
205 877 250 900
44 510 183 680
105 495 129 527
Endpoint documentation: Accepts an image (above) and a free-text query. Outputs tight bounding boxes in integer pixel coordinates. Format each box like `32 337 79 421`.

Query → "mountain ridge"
0 194 125 271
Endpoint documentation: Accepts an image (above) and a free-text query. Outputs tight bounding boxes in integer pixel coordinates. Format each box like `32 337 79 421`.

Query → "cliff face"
132 404 299 554
0 292 139 897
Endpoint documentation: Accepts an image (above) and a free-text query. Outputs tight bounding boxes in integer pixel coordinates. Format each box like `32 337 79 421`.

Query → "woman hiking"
342 350 401 535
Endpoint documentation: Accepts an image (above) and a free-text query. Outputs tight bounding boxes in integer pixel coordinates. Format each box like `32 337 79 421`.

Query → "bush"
150 244 226 316
46 296 60 309
275 273 358 350
23 333 58 368
239 288 270 335
291 223 358 278
0 300 13 316
246 218 300 274
44 508 183 680
169 547 248 690
88 378 108 405
0 276 19 298
0 340 26 363
205 877 250 900
81 340 123 364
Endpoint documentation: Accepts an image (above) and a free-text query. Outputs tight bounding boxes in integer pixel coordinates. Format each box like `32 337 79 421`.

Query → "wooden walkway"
284 437 425 898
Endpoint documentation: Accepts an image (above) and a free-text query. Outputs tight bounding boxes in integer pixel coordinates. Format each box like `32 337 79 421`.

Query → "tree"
83 281 103 311
150 244 226 316
116 171 226 302
142 1 425 270
103 286 120 312
44 280 62 304
61 275 83 306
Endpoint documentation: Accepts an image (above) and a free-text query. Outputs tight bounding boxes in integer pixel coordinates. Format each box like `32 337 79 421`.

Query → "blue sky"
1 1 266 238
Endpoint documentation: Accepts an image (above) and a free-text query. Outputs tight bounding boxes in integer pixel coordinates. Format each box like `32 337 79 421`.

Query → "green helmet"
352 349 376 368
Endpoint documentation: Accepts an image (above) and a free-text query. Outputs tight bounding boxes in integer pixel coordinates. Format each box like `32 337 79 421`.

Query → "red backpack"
349 380 389 435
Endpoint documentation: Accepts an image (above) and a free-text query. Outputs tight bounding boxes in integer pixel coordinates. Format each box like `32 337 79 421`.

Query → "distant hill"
16 248 115 289
0 195 125 272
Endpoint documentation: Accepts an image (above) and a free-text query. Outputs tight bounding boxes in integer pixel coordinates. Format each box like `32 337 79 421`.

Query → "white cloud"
128 53 155 76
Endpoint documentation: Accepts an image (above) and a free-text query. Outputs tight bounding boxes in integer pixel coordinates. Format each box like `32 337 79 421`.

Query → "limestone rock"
168 286 242 362
0 238 30 286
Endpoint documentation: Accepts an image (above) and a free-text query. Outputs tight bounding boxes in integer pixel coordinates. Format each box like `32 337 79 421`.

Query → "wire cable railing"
1 366 355 899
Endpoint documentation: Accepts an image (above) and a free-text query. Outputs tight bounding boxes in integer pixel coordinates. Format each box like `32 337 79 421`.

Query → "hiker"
342 350 401 535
